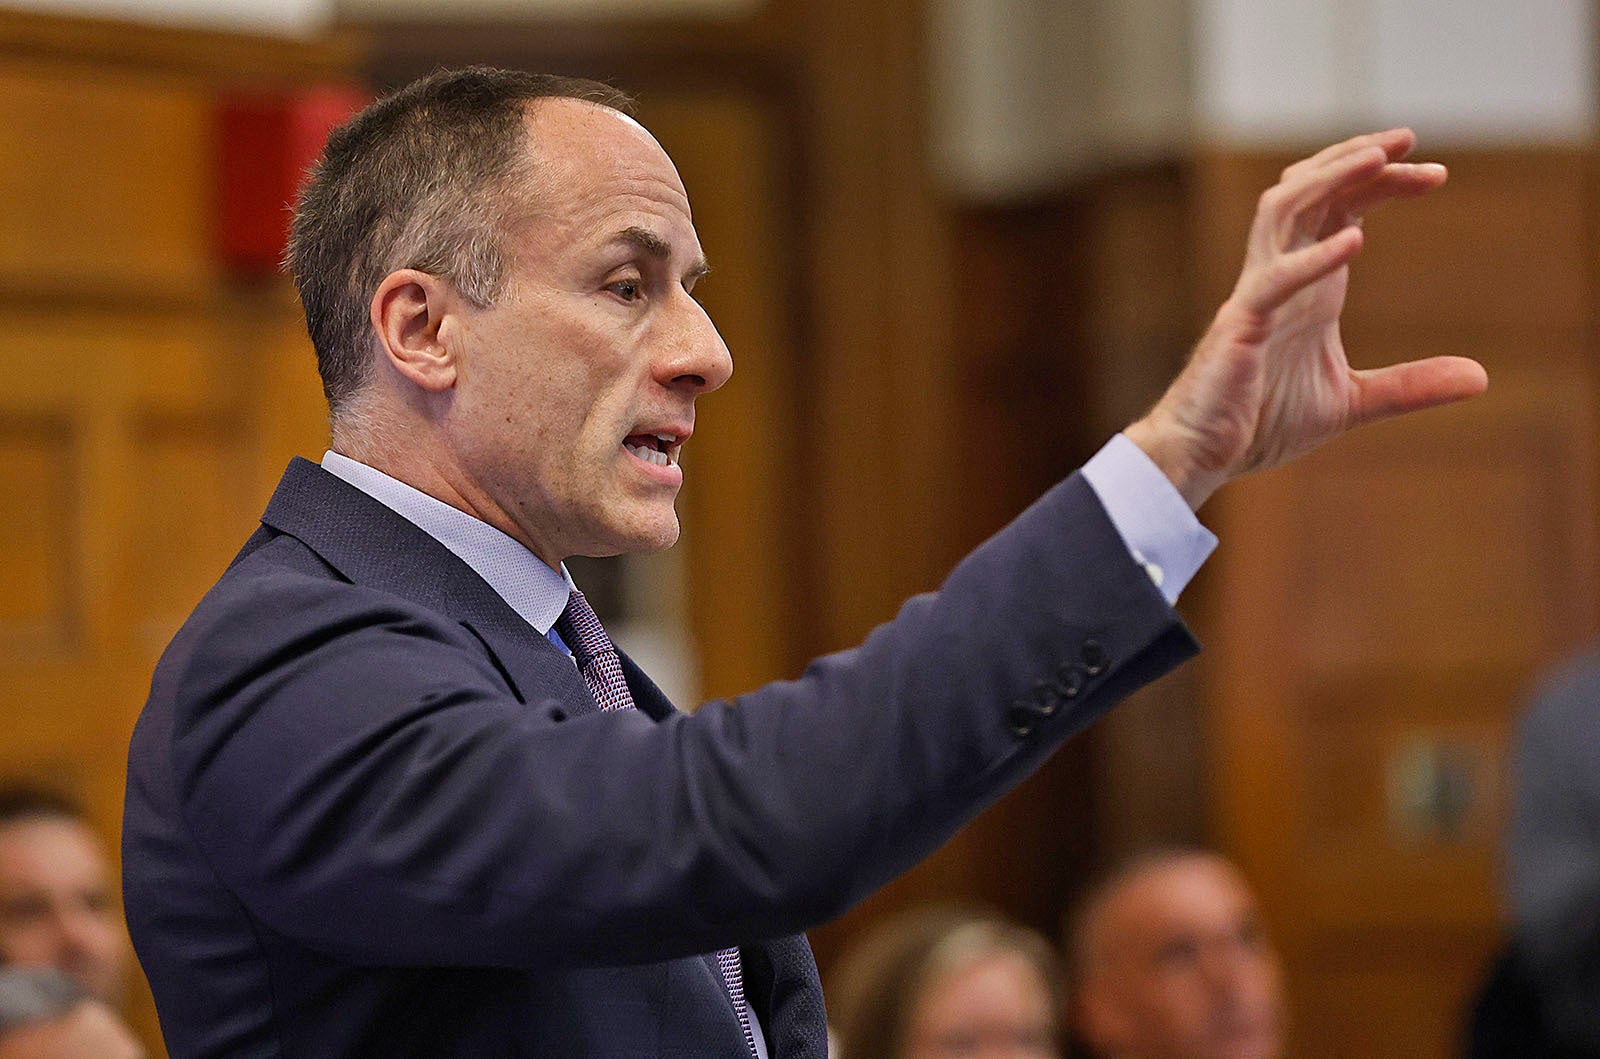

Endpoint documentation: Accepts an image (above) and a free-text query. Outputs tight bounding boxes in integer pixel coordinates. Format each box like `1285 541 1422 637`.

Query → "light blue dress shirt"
1080 432 1217 604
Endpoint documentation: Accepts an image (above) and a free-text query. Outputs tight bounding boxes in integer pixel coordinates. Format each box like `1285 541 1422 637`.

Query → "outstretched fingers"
1334 161 1448 221
1283 127 1417 183
1349 356 1489 427
1277 146 1389 216
1256 131 1442 252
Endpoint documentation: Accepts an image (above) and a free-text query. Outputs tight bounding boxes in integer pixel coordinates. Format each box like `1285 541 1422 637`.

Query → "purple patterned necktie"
555 588 760 1057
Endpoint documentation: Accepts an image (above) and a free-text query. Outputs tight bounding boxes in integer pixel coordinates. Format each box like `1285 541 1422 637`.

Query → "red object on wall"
215 84 369 276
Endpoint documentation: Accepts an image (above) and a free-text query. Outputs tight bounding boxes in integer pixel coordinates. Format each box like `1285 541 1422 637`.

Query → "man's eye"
0 897 49 924
1158 939 1200 967
610 279 642 302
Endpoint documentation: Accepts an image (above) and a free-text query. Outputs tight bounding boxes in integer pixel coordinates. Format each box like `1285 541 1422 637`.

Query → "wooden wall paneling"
0 413 76 654
950 199 1097 540
217 284 333 520
0 62 210 299
1 307 246 1059
0 9 359 84
0 13 359 1055
939 196 1102 938
1198 146 1600 1059
636 91 803 700
794 0 963 637
943 163 1204 936
775 0 992 973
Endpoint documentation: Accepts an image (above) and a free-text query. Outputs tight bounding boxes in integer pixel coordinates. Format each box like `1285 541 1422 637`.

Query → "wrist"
1123 416 1229 512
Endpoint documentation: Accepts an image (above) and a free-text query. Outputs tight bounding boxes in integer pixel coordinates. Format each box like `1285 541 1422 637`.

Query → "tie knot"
555 587 613 666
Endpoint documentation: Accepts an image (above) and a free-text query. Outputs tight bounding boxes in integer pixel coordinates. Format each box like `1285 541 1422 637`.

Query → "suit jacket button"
1054 663 1085 698
1031 680 1059 716
1081 639 1108 675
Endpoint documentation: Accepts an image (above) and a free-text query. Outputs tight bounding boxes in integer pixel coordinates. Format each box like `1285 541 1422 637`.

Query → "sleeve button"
1082 639 1108 675
1006 704 1038 737
1054 663 1085 698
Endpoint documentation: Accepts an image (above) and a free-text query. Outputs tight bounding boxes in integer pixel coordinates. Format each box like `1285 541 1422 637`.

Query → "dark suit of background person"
119 69 1488 1058
1464 648 1600 1058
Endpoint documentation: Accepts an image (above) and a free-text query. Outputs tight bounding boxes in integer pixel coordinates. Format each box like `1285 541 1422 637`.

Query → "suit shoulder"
153 531 486 716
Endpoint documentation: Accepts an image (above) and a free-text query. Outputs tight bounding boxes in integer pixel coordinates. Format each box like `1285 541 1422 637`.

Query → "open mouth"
623 433 681 468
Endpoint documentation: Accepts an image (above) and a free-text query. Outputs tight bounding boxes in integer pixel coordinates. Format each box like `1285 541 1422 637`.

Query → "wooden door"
1198 147 1600 1058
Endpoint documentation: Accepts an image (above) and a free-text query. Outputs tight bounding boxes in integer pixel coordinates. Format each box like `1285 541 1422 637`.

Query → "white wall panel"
1194 0 1595 144
1369 0 1594 142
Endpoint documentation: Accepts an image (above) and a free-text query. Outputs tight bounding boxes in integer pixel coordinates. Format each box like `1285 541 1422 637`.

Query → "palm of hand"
1239 219 1356 476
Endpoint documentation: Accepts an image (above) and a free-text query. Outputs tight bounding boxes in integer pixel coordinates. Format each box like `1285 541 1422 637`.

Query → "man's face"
904 949 1060 1059
0 818 128 1005
1076 856 1284 1059
440 98 732 567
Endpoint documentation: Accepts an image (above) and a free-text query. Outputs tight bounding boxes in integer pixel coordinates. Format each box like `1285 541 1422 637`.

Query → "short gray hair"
286 66 636 425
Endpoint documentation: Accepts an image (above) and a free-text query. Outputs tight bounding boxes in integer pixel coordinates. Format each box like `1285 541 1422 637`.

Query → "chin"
599 508 681 556
634 522 682 553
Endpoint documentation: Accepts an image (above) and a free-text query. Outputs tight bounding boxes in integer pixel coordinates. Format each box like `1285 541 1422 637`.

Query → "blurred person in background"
828 904 1062 1059
0 787 127 1008
1507 647 1600 936
1066 849 1284 1059
1462 649 1600 1058
0 966 142 1059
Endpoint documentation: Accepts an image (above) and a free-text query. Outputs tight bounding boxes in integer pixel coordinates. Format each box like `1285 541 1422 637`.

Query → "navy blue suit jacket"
123 458 1197 1056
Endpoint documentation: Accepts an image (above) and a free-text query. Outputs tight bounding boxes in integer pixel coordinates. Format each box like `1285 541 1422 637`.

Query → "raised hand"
1125 128 1488 510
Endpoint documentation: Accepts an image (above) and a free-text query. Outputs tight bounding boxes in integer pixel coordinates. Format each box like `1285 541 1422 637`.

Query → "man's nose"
56 906 107 956
660 293 733 394
1200 943 1249 990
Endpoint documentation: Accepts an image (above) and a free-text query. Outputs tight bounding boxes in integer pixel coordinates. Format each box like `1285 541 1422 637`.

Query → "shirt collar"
320 451 573 635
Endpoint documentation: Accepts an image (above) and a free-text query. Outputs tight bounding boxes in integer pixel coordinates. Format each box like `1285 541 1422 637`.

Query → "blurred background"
0 0 1595 1054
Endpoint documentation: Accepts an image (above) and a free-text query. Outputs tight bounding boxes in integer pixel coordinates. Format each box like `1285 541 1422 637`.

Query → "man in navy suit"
122 68 1485 1056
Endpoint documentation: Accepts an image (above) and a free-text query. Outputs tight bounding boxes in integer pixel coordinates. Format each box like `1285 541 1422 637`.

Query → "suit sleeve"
168 472 1197 969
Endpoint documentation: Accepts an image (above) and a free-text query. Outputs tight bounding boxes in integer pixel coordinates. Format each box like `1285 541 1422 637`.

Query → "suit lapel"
259 457 592 710
259 458 683 724
742 934 826 1059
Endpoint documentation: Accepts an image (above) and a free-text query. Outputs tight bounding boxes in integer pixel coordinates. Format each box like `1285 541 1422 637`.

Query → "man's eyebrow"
614 226 711 279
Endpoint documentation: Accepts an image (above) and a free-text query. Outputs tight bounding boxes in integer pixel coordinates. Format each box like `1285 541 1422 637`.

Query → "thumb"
1349 356 1488 427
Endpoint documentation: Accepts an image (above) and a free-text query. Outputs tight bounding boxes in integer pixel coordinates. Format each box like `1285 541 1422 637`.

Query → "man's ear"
370 269 460 394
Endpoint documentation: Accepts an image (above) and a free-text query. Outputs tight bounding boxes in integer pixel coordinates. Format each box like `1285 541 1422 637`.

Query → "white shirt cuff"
1080 433 1218 605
